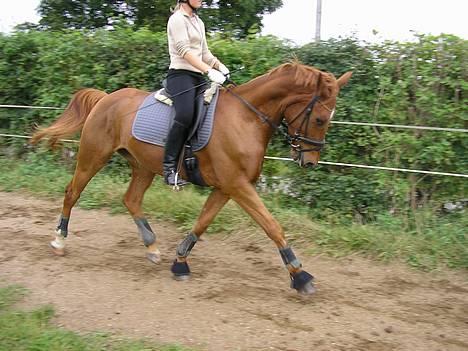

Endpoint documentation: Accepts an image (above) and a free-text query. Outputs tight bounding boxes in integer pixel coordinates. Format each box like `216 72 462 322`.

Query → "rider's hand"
207 68 226 85
218 63 230 78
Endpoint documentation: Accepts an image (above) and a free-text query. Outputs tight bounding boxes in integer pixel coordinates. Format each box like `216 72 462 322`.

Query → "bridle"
226 87 333 153
284 95 325 153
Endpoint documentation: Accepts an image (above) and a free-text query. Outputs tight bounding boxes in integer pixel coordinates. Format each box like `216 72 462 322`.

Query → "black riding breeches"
166 69 206 129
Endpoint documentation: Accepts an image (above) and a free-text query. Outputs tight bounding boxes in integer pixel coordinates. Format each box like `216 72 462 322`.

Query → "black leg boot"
163 121 190 187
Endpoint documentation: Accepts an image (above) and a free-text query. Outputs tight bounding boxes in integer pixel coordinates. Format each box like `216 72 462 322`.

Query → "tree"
38 0 129 30
200 0 283 38
126 0 174 32
37 0 283 37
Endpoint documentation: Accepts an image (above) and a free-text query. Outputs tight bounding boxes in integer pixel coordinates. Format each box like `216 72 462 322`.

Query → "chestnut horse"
32 62 351 294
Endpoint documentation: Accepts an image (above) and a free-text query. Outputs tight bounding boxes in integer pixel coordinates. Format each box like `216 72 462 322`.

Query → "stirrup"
164 170 189 190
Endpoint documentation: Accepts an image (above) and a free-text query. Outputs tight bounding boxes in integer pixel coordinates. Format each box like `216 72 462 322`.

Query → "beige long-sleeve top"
167 9 218 73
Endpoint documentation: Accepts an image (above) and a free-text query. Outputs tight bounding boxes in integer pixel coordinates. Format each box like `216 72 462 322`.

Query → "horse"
31 62 352 295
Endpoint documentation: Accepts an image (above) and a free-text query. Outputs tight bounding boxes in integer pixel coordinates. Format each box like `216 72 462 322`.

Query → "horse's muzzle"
291 149 320 168
302 160 317 168
297 152 318 168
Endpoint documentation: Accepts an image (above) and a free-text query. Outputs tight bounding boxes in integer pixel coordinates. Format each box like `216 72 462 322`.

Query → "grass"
0 151 466 270
0 285 194 351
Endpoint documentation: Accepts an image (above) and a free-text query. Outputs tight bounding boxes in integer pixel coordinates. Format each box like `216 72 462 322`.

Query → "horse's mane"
268 61 338 98
233 61 337 99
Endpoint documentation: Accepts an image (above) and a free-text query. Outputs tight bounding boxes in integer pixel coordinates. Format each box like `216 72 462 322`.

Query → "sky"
1 0 467 44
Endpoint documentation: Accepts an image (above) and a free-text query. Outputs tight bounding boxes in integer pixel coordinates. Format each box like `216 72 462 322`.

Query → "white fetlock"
50 230 66 249
146 248 162 264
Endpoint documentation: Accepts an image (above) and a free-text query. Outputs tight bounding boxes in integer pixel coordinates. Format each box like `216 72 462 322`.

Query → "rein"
225 87 326 153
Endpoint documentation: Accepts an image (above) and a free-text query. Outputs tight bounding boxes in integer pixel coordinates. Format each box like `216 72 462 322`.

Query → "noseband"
226 88 326 153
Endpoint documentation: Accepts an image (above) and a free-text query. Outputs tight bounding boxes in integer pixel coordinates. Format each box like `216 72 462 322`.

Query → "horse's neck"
234 74 291 125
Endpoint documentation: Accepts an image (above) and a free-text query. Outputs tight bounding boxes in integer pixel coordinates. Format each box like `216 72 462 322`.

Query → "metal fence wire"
1 104 467 178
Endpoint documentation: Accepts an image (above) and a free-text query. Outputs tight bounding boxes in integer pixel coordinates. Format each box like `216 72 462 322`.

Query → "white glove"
218 63 230 78
207 68 226 85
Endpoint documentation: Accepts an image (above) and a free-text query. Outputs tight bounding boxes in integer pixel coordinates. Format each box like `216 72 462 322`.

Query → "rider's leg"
163 71 204 186
163 120 190 186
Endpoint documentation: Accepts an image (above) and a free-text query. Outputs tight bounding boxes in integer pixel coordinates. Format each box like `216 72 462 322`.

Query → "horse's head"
272 63 352 168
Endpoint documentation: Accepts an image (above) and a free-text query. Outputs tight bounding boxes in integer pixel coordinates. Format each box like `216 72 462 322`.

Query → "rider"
164 0 229 186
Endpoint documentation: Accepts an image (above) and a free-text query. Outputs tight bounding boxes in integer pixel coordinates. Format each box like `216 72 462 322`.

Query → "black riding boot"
163 121 190 187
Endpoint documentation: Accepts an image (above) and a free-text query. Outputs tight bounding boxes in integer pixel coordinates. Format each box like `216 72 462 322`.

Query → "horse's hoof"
291 270 315 295
49 242 65 256
171 259 190 281
297 281 316 295
146 252 161 264
173 274 190 281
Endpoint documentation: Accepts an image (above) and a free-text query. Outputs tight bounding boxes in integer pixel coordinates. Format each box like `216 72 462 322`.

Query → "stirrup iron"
173 172 181 191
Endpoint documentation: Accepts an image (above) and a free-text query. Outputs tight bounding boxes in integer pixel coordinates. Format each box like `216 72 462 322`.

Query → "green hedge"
0 27 466 219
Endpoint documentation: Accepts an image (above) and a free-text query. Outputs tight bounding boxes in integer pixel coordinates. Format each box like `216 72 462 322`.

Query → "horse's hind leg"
171 189 229 279
122 162 160 264
50 145 114 255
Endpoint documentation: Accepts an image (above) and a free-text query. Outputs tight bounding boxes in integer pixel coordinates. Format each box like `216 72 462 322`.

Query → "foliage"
0 28 466 224
38 0 131 30
263 34 467 218
200 0 283 38
0 285 194 351
37 0 283 38
0 26 170 135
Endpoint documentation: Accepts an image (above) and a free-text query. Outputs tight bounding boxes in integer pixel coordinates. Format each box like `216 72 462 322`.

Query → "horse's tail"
31 88 108 148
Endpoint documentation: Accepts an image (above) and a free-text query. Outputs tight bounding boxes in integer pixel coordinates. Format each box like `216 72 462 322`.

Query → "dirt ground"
0 191 467 351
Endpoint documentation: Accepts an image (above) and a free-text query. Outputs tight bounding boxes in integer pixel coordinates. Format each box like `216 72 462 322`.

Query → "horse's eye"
316 118 325 126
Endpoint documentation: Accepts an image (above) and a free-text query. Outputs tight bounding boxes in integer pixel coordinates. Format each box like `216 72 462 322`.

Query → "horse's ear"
337 71 353 88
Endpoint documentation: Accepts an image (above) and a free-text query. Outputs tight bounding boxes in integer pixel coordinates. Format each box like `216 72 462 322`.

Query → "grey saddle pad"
132 89 219 152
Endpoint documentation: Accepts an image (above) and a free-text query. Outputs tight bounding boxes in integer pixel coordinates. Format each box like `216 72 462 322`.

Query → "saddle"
132 82 220 186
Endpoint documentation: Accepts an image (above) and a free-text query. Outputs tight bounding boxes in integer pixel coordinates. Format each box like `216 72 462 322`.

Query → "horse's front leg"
171 188 230 280
229 182 315 295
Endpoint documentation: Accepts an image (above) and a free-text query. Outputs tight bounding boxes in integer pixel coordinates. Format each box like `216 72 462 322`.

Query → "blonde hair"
171 3 182 13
